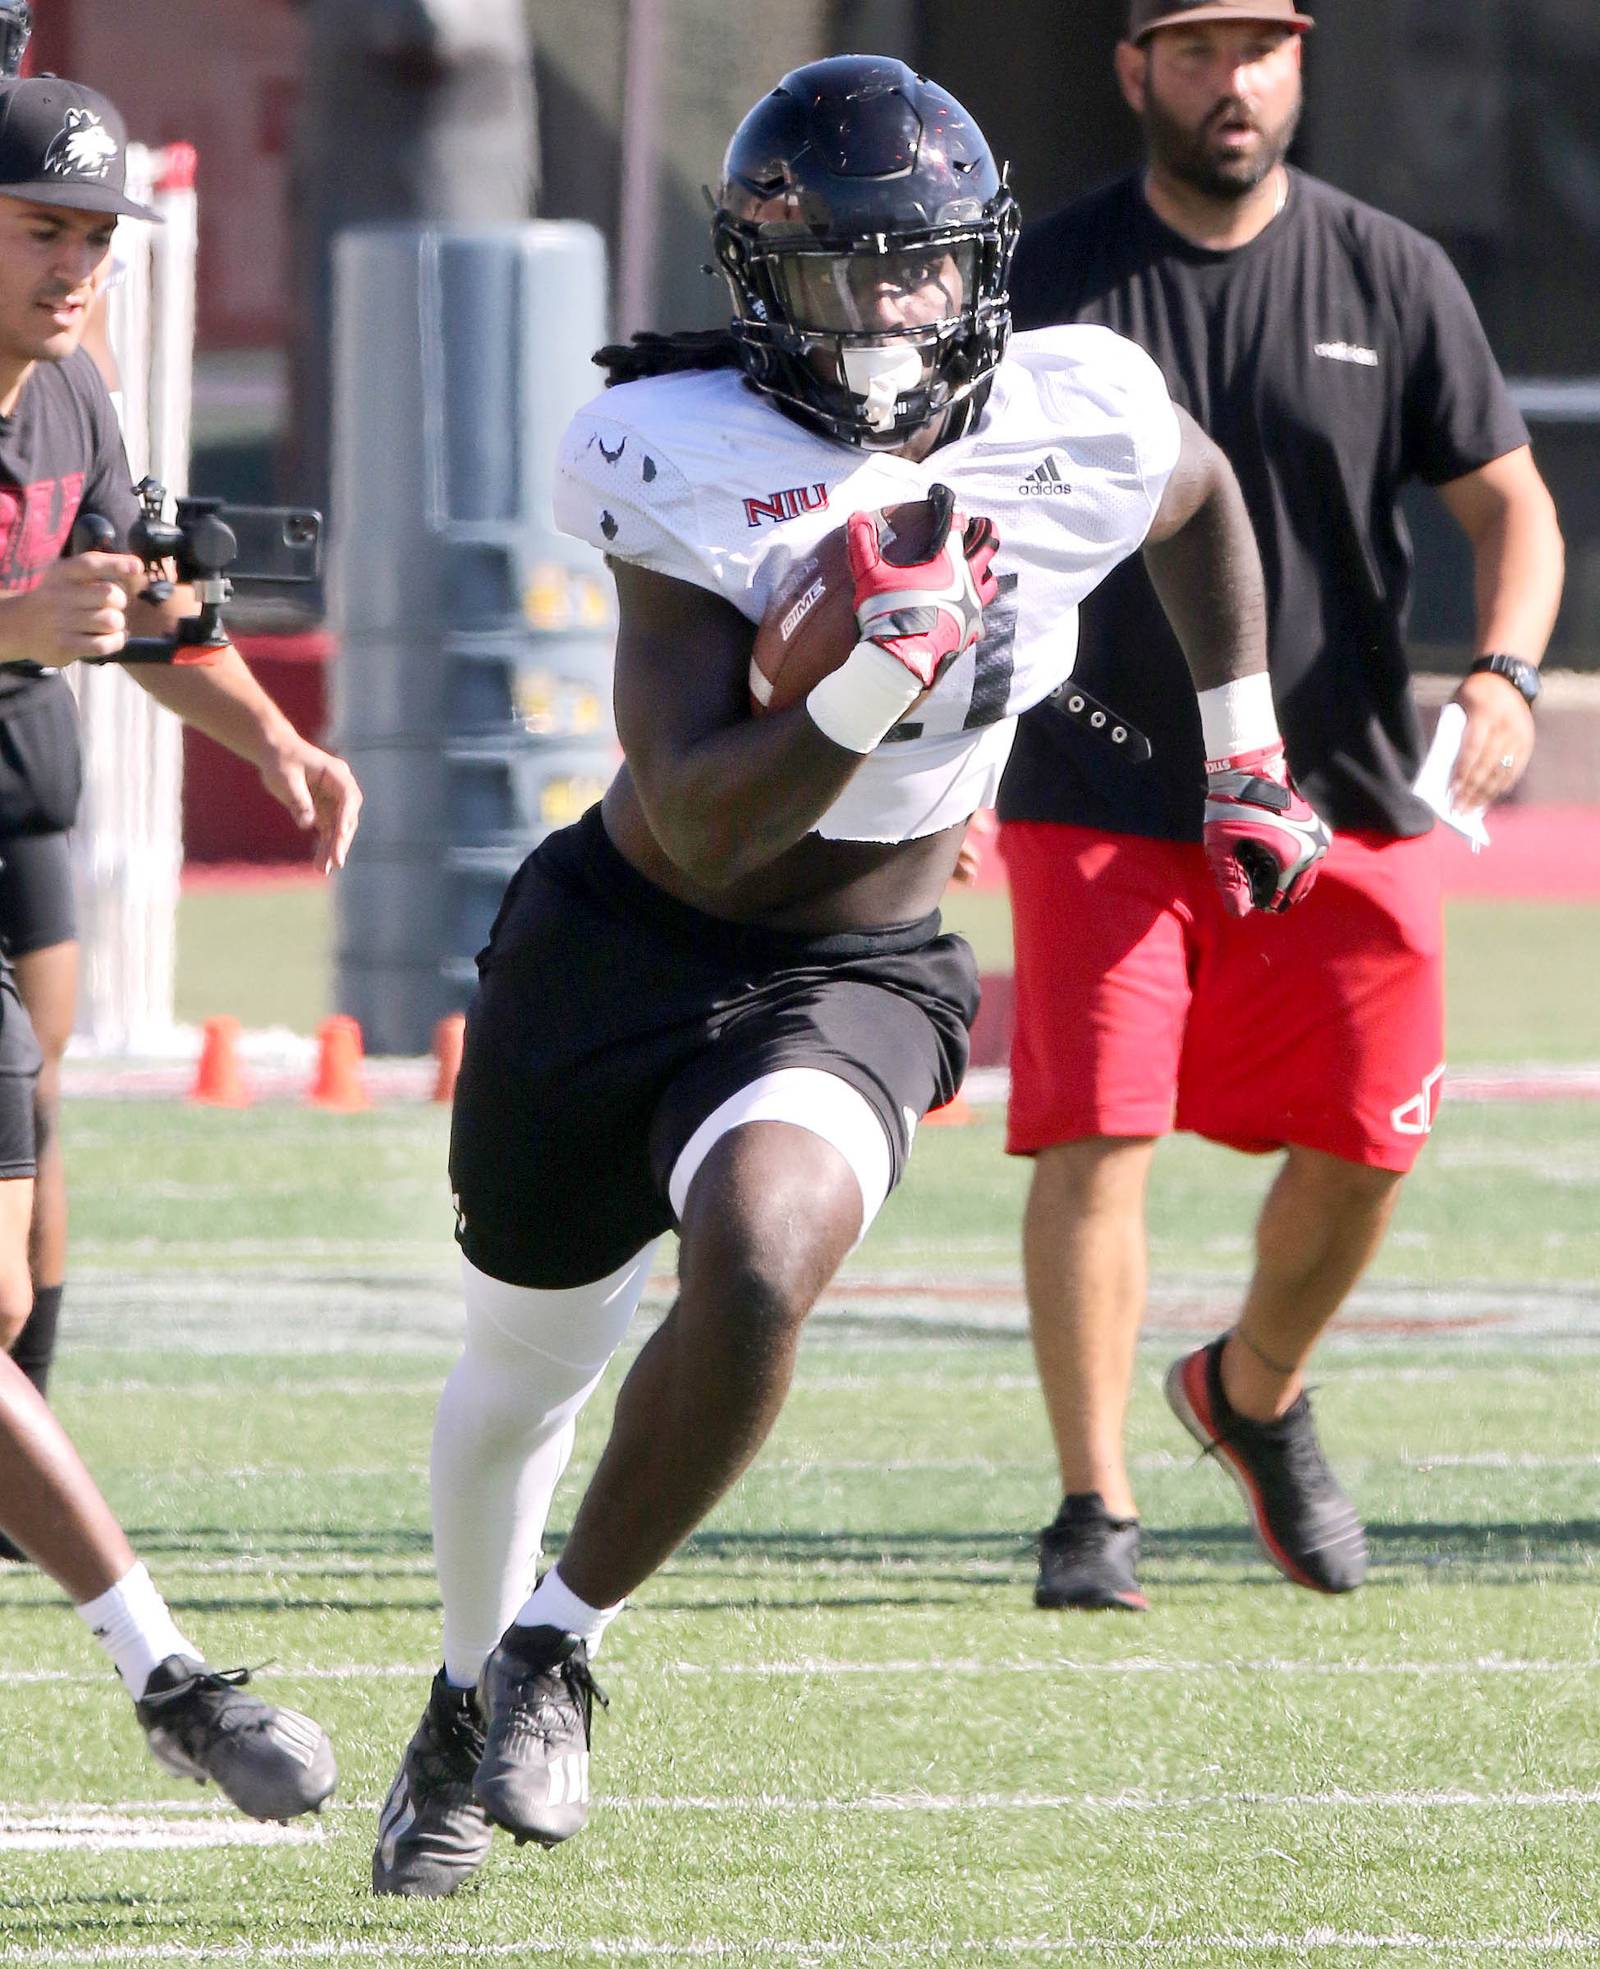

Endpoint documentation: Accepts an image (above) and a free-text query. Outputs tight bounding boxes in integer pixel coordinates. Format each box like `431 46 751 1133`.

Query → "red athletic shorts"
999 822 1445 1172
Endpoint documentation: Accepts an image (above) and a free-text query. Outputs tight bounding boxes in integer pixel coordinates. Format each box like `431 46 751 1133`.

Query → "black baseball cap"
0 76 161 221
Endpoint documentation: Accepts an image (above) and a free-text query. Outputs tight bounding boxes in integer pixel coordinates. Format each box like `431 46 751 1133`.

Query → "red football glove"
845 481 999 693
1203 744 1331 917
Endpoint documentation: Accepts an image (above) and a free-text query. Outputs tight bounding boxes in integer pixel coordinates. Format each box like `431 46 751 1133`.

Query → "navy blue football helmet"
712 56 1018 449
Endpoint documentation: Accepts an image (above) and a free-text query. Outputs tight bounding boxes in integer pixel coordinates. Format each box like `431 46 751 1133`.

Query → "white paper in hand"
1412 702 1490 851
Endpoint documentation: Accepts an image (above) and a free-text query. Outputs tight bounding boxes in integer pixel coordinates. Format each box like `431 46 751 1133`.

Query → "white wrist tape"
806 640 925 754
1198 672 1281 764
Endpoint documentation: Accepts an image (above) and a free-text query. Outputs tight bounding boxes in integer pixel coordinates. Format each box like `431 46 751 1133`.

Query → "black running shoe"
372 1668 494 1897
1035 1492 1147 1611
1165 1336 1367 1593
473 1624 607 1846
134 1656 337 1821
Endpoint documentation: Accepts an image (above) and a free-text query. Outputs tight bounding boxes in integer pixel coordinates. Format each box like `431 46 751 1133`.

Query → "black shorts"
0 680 84 839
450 806 979 1288
0 829 77 956
0 960 41 1179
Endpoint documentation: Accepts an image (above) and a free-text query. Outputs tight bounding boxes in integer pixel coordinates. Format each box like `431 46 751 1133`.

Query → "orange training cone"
190 1015 252 1107
923 1089 974 1128
431 1013 466 1103
308 1014 370 1110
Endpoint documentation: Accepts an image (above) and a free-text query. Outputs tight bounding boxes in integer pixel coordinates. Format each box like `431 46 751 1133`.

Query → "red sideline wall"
185 642 1600 890
183 633 329 862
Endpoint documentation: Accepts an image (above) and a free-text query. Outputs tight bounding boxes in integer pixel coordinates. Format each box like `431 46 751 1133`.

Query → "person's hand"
0 553 145 667
1450 670 1536 812
846 482 999 693
1203 744 1330 917
257 740 363 874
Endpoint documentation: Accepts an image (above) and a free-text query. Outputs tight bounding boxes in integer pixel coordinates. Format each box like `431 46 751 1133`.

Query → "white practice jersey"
554 326 1182 842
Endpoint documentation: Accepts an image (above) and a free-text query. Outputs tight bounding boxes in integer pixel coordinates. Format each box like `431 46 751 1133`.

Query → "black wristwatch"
1468 653 1541 708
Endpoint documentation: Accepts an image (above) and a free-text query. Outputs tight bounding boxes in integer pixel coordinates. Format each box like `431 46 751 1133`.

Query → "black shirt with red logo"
0 348 141 709
996 170 1529 840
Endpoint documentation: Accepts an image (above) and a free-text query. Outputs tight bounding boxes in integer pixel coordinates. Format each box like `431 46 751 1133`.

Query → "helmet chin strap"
840 342 929 434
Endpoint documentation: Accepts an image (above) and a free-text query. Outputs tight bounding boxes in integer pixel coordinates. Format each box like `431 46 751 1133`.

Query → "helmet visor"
771 241 976 336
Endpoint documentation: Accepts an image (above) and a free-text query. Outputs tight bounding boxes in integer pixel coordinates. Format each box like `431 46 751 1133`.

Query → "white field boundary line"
77 1450 1600 1482
6 1549 1588 1587
0 1810 321 1852
10 1935 1600 1966
13 1786 1600 1819
62 1364 1600 1401
63 1267 1600 1322
74 1380 452 1398
7 1657 1600 1688
60 1270 1600 1311
12 1937 1600 1969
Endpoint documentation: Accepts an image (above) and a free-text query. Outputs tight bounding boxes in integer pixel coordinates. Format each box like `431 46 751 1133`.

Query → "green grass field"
0 1083 1598 1964
2 883 1592 1962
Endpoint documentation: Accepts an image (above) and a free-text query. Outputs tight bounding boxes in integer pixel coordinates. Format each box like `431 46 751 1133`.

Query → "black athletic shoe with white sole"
372 1668 494 1897
1166 1336 1368 1593
473 1624 607 1846
1035 1492 1148 1611
134 1655 337 1821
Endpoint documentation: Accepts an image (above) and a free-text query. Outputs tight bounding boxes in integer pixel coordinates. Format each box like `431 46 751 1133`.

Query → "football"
748 498 946 716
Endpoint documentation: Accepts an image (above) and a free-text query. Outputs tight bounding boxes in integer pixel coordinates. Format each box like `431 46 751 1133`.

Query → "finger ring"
1498 753 1516 770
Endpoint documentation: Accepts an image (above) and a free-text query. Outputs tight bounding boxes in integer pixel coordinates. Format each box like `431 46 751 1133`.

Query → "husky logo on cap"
41 107 118 183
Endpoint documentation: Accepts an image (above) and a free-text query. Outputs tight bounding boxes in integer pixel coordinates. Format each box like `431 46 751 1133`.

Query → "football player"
373 54 1328 1896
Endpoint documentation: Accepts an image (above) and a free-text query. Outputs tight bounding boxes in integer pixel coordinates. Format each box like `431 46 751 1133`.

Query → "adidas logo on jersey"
1019 455 1072 496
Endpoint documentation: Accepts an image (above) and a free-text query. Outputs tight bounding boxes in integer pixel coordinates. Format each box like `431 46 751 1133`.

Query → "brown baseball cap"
1128 0 1313 42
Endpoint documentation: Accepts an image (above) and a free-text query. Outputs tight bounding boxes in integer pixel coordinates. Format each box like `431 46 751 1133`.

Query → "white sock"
75 1562 203 1701
432 1247 654 1689
514 1564 624 1656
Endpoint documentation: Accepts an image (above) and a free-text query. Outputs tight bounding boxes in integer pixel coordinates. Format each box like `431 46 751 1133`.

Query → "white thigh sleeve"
667 1068 898 1248
431 1241 657 1687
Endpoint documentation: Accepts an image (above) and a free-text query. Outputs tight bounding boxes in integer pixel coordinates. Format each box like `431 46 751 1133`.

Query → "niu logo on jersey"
743 482 828 528
1019 455 1072 496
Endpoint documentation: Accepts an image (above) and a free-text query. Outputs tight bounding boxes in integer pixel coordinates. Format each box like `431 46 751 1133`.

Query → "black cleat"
372 1668 494 1897
473 1624 607 1846
1166 1335 1367 1594
1035 1492 1147 1611
134 1655 337 1821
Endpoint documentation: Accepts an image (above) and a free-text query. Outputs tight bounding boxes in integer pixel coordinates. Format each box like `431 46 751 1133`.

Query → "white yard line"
7 1657 1598 1689
601 1787 1600 1812
81 1449 1600 1482
6 1930 1600 1964
73 1381 451 1398
0 1809 322 1851
14 1785 1600 1816
659 1655 1600 1680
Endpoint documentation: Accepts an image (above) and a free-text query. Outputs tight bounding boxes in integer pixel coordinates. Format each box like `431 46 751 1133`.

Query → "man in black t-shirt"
0 68 353 1814
999 0 1565 1613
0 315 142 1531
0 76 361 1561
